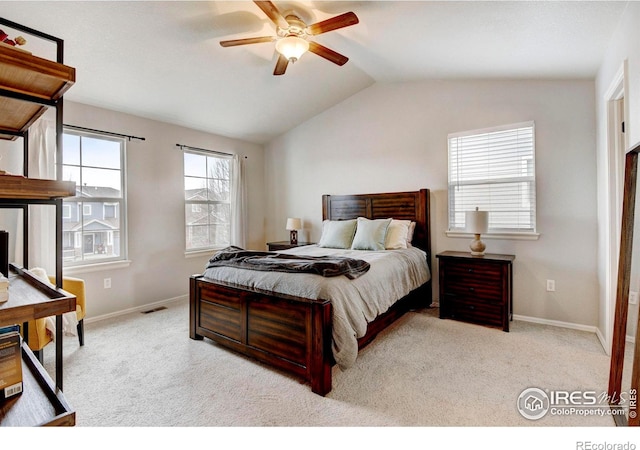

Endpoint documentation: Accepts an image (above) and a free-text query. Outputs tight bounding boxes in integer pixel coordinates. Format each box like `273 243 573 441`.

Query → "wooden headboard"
322 189 432 264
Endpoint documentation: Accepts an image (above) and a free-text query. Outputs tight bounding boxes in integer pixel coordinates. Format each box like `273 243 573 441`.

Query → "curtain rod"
175 143 236 158
64 124 146 141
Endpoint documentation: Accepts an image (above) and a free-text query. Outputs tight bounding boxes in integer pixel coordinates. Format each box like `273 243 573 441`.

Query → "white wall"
265 79 598 327
595 1 640 344
1 101 266 319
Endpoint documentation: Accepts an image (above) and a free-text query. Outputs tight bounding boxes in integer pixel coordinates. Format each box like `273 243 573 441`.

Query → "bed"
189 189 432 395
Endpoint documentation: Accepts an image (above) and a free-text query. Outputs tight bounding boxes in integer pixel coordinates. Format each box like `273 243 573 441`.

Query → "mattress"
202 245 430 369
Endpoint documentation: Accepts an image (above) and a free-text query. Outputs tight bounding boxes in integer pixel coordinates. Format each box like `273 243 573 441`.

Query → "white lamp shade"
286 218 302 231
275 36 309 61
465 209 489 234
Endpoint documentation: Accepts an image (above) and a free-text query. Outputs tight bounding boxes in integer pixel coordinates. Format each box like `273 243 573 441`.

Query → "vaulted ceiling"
0 1 629 144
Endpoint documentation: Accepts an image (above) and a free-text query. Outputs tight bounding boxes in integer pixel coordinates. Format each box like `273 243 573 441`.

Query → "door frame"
604 62 629 354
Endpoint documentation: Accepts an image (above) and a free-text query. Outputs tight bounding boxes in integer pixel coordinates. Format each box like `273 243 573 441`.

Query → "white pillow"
351 217 392 251
317 219 357 249
385 219 412 249
407 221 416 246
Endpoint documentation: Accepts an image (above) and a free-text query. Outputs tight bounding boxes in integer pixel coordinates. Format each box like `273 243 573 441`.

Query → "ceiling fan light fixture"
275 36 309 62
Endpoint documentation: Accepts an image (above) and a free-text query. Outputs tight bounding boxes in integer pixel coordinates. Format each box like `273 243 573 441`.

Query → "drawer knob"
468 268 474 273
469 287 475 292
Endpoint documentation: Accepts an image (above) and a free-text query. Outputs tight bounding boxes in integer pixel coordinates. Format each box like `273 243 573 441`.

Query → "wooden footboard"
189 275 333 395
189 274 431 395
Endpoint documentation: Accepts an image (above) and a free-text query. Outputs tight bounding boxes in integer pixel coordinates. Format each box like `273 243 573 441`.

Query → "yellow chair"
23 276 86 362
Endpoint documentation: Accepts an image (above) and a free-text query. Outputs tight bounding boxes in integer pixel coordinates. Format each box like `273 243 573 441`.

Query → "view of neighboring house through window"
183 148 232 251
62 130 127 266
447 121 536 234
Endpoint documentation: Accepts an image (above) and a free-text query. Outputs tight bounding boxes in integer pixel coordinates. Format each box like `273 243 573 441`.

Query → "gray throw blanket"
206 246 370 279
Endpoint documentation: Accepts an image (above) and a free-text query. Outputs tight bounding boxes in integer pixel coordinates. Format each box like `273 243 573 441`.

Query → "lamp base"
469 234 486 256
289 230 298 245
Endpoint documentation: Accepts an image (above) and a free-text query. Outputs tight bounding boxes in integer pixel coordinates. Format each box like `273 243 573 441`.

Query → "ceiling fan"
220 1 359 76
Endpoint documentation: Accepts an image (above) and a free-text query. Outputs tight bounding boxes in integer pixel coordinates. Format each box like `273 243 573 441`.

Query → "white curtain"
27 117 78 336
27 116 57 274
230 154 247 248
0 135 23 265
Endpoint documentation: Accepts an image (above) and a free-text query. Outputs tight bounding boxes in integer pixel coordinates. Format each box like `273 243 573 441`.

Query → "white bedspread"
202 245 430 370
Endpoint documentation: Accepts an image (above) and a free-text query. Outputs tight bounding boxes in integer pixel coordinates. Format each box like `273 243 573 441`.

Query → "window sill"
445 230 540 241
185 249 218 259
63 259 132 275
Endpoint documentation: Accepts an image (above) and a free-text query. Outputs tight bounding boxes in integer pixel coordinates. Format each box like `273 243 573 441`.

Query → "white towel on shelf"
30 267 78 339
0 273 7 302
0 274 8 290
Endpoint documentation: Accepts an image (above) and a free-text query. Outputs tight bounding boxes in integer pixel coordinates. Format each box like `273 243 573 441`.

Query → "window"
103 203 117 219
447 122 536 235
62 129 127 266
183 148 232 251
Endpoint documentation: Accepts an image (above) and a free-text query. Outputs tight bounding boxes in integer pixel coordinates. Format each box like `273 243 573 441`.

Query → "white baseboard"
595 327 609 355
84 294 188 325
514 313 635 349
513 314 598 333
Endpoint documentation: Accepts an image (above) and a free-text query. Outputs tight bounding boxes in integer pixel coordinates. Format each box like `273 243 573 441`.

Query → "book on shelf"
0 324 23 401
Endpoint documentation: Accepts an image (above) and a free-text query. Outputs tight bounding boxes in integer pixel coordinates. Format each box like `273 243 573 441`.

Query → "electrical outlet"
546 279 555 292
630 291 638 305
104 278 111 289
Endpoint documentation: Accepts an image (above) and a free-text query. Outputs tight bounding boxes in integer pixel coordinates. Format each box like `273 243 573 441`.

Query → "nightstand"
436 251 515 331
266 241 315 251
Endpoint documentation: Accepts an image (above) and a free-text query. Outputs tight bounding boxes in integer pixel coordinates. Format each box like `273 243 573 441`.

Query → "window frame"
61 128 129 268
183 147 234 253
445 121 540 240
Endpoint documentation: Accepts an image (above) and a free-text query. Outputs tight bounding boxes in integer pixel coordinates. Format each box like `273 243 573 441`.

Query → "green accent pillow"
317 219 357 249
351 217 392 251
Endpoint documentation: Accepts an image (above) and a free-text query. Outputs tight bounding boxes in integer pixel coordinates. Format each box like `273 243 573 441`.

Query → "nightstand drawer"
447 296 503 327
442 282 503 304
445 261 503 284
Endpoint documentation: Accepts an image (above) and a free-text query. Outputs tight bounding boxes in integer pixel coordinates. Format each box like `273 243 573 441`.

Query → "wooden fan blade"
308 41 349 66
254 1 289 29
306 11 359 35
220 36 275 47
273 54 289 75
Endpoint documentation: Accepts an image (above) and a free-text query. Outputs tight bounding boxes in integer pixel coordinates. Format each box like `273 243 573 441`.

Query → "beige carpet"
33 299 631 430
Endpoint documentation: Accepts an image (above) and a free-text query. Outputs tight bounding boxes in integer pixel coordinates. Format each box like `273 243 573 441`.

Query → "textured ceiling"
0 1 628 144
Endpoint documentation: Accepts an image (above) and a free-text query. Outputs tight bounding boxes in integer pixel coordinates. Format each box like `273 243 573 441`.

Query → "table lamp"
465 208 489 256
286 218 302 245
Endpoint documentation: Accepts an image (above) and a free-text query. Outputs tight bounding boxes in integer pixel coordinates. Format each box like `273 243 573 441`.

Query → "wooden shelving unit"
0 342 75 427
0 266 76 427
0 42 75 141
0 264 76 326
0 175 75 199
0 18 77 426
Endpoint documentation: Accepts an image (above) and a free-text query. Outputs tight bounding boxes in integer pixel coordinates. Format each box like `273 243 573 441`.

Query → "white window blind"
448 121 536 233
